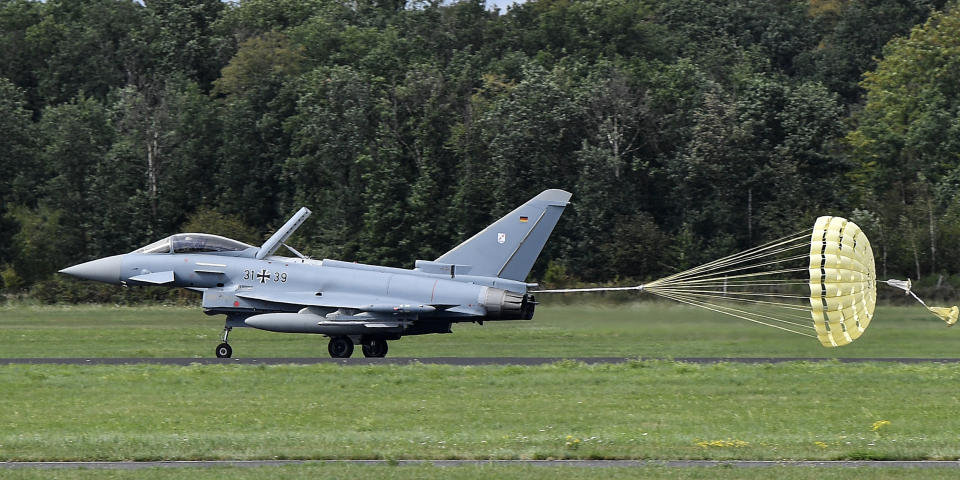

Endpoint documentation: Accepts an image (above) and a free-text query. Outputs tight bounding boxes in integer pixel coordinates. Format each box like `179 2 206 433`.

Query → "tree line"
2 0 960 301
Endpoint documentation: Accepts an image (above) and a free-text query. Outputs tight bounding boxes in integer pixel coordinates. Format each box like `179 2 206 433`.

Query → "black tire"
361 338 389 358
215 343 232 358
328 336 354 358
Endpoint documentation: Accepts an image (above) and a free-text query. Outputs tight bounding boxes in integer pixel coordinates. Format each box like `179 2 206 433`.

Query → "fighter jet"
59 189 571 358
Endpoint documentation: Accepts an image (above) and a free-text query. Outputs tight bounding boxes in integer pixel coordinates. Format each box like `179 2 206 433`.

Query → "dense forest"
2 0 960 302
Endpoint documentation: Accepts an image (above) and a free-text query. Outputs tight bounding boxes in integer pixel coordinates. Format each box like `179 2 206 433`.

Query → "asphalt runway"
1 357 960 365
3 460 960 469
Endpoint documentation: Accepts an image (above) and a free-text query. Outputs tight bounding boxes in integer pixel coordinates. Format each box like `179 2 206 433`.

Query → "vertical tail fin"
435 189 571 281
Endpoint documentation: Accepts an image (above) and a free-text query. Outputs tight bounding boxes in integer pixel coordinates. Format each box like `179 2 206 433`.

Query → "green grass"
0 464 957 480
1 302 958 358
4 464 960 480
2 361 959 462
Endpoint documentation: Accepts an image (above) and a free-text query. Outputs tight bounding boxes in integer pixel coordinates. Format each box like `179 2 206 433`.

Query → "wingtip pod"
809 216 877 347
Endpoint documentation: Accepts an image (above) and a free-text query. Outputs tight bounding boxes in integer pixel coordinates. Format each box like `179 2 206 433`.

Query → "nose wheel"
215 326 232 358
215 343 232 358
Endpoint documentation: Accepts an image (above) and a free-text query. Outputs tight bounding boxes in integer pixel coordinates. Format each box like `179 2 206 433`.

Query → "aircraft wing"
234 290 443 313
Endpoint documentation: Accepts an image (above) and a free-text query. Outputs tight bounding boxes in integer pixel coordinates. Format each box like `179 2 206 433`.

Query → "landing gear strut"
361 337 389 358
216 326 232 358
328 335 354 358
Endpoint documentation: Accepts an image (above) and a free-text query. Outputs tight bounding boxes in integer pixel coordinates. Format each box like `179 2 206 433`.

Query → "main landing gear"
216 326 232 358
361 337 388 358
327 336 353 358
327 336 389 358
212 327 391 359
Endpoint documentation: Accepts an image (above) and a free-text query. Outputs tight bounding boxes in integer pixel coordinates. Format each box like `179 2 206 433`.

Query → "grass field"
4 464 960 480
1 302 958 358
2 301 959 479
3 359 960 462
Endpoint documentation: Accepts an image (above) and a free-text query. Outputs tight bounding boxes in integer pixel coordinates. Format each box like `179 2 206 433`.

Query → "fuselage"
73 250 535 334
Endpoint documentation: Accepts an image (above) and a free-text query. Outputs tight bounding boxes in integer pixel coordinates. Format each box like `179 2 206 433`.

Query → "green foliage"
540 260 571 288
848 3 960 278
212 31 305 97
21 0 147 106
0 0 957 298
144 0 227 89
5 205 69 286
283 66 377 259
854 6 960 176
798 0 949 102
482 63 582 212
656 0 817 78
214 0 330 36
180 207 260 245
1 264 23 292
0 77 35 261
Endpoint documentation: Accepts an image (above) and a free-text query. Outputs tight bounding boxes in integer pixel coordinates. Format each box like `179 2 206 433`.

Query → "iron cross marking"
256 269 270 283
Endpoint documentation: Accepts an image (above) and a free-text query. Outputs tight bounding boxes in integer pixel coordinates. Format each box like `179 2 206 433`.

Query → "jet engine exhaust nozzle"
482 288 535 320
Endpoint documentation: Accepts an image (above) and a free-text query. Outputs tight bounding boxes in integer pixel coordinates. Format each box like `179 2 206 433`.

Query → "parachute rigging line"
534 216 959 347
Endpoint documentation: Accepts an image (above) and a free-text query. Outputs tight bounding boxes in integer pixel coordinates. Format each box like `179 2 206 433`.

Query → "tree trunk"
880 224 887 279
928 198 936 275
911 234 921 281
147 125 160 219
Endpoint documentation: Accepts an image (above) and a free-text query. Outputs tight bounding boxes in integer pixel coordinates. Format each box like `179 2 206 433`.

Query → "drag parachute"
808 216 876 347
537 215 957 347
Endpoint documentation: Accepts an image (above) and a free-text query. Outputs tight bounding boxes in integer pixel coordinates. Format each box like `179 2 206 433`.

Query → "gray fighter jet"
60 189 571 358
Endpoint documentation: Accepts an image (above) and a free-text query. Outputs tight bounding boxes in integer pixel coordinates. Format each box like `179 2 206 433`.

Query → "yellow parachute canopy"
808 216 877 347
928 306 959 326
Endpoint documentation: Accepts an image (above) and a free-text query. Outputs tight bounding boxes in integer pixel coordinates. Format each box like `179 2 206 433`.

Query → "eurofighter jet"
60 190 571 358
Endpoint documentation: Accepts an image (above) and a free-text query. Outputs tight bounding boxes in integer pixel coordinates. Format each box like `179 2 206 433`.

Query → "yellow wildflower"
871 420 890 432
695 439 750 448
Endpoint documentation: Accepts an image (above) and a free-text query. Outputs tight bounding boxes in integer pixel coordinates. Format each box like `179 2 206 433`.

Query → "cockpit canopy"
133 234 255 255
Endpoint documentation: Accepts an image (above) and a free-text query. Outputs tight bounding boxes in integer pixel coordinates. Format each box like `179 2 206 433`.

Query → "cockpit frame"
133 234 255 255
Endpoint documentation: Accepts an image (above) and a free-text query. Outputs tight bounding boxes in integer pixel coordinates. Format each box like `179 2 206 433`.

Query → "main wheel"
328 336 354 358
361 338 389 358
215 343 232 358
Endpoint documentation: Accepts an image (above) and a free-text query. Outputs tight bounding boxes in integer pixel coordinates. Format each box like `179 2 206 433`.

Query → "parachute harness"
534 216 958 347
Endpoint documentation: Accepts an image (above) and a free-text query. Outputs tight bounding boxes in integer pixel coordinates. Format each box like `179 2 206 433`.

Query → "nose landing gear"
216 326 232 358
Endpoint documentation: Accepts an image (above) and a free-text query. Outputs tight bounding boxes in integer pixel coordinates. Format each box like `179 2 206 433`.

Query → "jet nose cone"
59 255 124 284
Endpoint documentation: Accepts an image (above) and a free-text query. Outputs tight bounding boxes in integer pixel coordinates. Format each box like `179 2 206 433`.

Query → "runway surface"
1 357 960 365
3 460 960 469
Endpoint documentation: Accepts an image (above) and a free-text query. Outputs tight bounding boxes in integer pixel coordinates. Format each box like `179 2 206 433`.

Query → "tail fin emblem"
497 233 506 244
